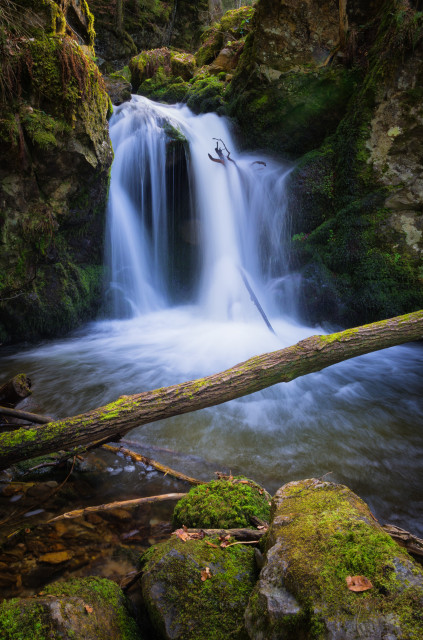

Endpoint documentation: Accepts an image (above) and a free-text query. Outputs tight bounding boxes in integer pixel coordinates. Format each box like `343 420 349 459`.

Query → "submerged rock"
245 478 423 640
0 576 144 639
140 537 257 639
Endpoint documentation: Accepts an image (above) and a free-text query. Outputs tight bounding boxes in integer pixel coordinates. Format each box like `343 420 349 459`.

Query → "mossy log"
0 310 422 470
0 374 31 407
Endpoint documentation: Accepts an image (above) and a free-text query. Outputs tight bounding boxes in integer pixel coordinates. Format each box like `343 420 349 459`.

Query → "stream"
2 96 423 537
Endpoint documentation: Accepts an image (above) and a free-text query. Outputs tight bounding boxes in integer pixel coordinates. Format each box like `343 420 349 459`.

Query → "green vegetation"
257 480 423 639
173 477 270 528
141 536 256 639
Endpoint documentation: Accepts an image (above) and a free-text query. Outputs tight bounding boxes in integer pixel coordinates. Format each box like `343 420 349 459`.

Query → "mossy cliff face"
245 478 423 640
288 1 423 326
0 576 143 639
88 0 209 72
129 6 255 114
226 0 356 158
0 0 113 344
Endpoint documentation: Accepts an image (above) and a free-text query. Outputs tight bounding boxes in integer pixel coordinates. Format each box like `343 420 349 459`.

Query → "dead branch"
46 493 188 523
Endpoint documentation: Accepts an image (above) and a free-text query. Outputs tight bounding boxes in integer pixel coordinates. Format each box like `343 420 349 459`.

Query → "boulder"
245 478 423 639
172 477 271 529
140 536 257 639
0 576 144 639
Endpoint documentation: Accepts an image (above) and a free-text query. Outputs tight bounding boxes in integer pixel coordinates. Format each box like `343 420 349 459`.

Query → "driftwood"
0 405 51 424
46 493 188 523
0 310 422 470
102 444 203 485
0 374 31 407
383 524 423 559
185 527 266 541
239 267 276 335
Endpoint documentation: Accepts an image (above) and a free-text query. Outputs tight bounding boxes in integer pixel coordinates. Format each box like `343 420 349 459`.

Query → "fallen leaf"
346 575 373 592
173 528 189 542
84 604 93 614
205 540 219 548
201 567 211 581
39 551 72 564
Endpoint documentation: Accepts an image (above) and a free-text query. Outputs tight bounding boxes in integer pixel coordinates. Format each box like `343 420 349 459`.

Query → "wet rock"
0 576 144 639
140 537 257 639
245 479 423 640
104 75 133 106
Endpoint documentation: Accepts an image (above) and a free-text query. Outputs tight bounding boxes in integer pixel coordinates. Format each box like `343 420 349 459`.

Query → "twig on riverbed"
102 444 203 485
46 493 188 523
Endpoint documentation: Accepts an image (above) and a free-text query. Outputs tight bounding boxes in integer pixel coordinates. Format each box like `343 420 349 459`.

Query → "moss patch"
172 477 270 528
141 536 256 639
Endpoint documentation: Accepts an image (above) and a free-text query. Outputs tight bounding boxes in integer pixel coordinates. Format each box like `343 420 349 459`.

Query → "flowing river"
3 96 423 536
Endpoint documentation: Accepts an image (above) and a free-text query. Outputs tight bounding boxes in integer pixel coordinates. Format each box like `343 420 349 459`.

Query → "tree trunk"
0 310 422 470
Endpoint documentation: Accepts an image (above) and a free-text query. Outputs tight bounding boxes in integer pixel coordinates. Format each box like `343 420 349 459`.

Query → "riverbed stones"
244 478 423 640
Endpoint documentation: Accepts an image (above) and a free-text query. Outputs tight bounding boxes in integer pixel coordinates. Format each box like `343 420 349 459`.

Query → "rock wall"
0 0 113 344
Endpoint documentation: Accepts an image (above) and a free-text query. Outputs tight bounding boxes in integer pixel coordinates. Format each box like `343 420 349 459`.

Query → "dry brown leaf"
346 575 373 592
205 540 219 549
84 604 94 614
173 528 189 542
201 567 211 581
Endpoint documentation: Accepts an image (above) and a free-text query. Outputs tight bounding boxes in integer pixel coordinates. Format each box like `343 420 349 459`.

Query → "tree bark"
0 310 421 471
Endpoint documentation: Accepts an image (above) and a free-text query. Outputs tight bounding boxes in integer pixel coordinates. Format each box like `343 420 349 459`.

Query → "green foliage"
173 477 270 528
0 600 51 640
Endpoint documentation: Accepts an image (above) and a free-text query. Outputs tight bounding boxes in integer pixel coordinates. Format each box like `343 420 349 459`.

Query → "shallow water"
3 310 423 536
2 96 422 538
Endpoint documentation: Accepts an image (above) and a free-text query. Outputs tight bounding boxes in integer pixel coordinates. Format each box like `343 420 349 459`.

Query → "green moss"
0 599 51 640
172 477 270 528
141 537 256 639
264 480 423 638
0 578 142 640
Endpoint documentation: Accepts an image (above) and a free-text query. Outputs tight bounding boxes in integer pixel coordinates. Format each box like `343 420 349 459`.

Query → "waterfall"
106 95 293 323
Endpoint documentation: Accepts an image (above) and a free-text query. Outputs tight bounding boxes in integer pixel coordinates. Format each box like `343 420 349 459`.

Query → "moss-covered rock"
172 477 271 529
286 1 423 326
0 0 113 343
140 536 256 639
245 478 423 640
89 0 209 71
0 576 143 639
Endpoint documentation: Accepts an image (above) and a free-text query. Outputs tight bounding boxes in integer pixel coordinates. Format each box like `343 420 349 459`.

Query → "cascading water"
2 96 422 536
106 96 294 322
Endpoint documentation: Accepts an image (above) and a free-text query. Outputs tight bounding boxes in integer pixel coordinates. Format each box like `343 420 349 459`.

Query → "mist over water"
3 96 423 535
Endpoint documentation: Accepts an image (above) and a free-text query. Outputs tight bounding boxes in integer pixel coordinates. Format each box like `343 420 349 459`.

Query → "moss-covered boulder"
245 478 423 639
0 0 113 344
140 537 257 639
173 477 271 529
0 576 144 639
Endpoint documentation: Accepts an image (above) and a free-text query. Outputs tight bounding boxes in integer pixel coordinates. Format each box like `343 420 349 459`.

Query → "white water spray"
106 96 293 323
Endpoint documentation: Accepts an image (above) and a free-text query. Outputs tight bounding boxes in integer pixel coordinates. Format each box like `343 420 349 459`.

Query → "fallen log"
46 493 188 522
0 374 31 407
0 310 422 470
